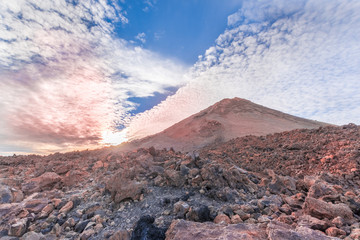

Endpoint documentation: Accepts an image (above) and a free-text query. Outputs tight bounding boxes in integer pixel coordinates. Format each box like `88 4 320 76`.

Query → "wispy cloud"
135 32 146 44
0 0 188 154
127 0 360 139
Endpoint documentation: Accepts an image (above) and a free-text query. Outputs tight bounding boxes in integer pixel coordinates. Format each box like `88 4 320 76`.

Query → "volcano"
127 98 329 152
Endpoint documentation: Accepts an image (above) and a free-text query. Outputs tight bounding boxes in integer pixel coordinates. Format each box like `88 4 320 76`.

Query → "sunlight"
101 129 128 145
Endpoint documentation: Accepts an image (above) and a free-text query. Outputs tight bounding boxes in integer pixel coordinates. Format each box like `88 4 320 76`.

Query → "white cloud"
0 0 188 154
135 32 146 44
127 0 360 140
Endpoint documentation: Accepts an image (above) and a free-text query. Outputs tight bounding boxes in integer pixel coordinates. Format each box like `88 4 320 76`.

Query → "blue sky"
116 0 242 63
0 0 359 155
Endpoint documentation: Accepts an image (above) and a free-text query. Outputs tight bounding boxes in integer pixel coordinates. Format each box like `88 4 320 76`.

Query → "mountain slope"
126 98 330 152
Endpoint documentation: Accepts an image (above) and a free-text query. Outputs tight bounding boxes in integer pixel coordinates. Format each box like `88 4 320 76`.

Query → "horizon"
1 0 360 155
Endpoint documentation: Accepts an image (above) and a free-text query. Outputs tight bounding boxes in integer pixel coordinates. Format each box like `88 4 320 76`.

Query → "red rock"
39 204 54 218
303 197 354 223
297 214 329 231
349 228 360 239
92 161 104 170
80 229 95 240
166 219 267 240
62 170 88 187
24 199 48 213
308 181 338 199
267 221 336 240
53 164 73 175
59 201 73 214
331 216 345 228
32 172 62 191
230 214 243 224
109 230 130 240
214 214 231 224
325 227 346 237
9 218 28 237
164 170 185 187
106 170 146 203
12 189 24 203
51 198 62 208
173 201 190 218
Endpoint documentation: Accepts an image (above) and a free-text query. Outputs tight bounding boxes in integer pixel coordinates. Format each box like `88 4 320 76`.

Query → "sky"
0 0 360 155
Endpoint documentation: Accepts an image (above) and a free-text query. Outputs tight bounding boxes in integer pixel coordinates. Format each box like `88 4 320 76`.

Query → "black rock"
223 207 234 218
131 215 166 240
56 200 67 210
75 220 90 233
196 205 211 222
41 224 54 234
0 229 8 237
72 197 81 208
57 217 67 226
180 194 190 201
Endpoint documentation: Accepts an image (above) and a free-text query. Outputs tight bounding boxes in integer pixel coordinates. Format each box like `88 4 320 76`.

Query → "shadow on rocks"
131 215 166 240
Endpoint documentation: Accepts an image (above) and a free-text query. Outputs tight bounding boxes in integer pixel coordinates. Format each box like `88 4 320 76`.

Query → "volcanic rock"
213 213 231 224
325 227 346 238
267 221 337 240
105 170 146 203
131 215 166 240
109 230 130 240
166 219 268 240
303 197 354 223
9 218 28 237
297 214 329 231
0 184 13 204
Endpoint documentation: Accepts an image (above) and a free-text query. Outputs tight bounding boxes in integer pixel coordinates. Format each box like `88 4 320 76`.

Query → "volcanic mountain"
127 97 329 152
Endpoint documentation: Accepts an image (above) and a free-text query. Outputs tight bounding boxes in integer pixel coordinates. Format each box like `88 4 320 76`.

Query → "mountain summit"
128 97 329 151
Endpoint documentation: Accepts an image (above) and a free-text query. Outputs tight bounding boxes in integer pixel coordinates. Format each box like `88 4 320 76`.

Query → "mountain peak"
126 98 330 152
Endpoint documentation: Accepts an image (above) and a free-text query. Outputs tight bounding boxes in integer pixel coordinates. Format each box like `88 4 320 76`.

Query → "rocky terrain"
0 123 360 240
124 98 329 152
0 98 359 240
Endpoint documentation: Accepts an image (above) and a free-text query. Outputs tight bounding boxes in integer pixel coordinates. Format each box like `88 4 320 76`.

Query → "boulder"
24 199 49 214
21 231 44 240
303 197 354 223
131 216 166 240
185 205 211 222
230 215 243 224
22 172 61 194
308 181 339 199
0 184 13 203
266 169 296 195
213 214 231 224
349 228 360 239
164 170 185 187
173 201 190 219
62 170 88 187
258 195 283 210
325 227 346 238
106 170 146 203
284 193 305 209
297 214 329 231
267 220 338 240
59 201 73 214
38 204 54 219
166 219 267 240
109 230 130 240
9 218 28 237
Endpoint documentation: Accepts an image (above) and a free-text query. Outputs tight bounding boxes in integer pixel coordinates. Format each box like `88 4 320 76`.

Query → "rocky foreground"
1 124 360 239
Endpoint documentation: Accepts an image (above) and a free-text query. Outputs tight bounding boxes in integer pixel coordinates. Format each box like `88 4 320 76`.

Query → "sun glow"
101 129 128 145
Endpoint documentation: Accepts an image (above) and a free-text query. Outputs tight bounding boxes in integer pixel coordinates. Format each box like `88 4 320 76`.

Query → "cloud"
143 0 157 12
135 32 146 44
126 0 360 140
0 0 188 154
